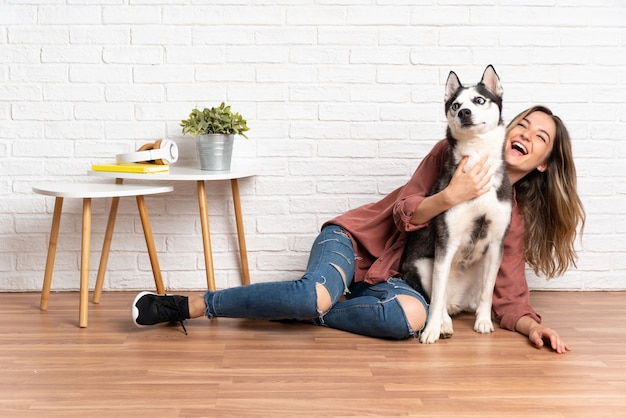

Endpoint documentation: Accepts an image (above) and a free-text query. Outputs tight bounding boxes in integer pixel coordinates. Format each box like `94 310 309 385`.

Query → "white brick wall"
1 1 625 292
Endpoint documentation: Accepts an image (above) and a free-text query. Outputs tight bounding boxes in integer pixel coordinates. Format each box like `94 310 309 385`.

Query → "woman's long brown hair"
508 106 586 278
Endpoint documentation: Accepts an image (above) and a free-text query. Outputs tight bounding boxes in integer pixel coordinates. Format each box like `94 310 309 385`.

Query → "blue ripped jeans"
204 225 429 340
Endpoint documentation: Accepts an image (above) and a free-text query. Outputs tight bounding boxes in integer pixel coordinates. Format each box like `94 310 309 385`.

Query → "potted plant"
180 102 250 171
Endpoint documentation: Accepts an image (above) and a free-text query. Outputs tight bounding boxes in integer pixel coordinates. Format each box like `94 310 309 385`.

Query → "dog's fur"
401 65 513 344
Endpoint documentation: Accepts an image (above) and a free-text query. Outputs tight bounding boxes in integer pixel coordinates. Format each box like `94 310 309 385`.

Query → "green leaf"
180 103 250 138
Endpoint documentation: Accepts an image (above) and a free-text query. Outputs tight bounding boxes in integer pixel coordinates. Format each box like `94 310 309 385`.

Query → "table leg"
94 179 123 304
79 198 92 328
197 180 216 291
40 197 64 311
136 195 165 294
231 179 250 285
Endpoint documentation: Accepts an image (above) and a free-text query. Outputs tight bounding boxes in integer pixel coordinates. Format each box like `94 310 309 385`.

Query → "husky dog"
401 65 512 344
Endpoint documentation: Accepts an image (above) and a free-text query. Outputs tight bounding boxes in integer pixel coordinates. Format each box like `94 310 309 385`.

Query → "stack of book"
91 163 170 174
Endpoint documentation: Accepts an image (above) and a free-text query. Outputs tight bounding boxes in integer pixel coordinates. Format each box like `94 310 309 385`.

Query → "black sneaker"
132 291 190 335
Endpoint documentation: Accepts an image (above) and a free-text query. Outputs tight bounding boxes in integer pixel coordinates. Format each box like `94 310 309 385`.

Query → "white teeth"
512 141 527 155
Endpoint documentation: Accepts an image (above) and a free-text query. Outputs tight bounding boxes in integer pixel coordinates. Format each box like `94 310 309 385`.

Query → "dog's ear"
480 65 503 98
445 71 462 101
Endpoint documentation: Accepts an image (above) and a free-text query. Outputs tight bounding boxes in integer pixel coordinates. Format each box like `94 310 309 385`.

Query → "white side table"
90 167 256 291
33 182 173 328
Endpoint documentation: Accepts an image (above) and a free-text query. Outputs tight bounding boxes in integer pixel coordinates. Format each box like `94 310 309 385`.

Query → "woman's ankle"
188 295 207 318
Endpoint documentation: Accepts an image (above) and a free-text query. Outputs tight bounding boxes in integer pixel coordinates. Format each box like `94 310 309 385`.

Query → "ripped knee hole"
316 263 348 314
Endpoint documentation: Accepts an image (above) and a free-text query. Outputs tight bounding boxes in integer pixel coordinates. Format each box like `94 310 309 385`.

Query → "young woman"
132 105 585 354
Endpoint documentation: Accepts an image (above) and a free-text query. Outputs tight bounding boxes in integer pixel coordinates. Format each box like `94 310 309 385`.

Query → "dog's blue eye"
474 97 486 105
451 103 460 111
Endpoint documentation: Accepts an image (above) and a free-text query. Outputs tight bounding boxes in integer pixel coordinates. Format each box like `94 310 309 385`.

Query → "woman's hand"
528 323 571 354
442 156 492 206
410 155 492 226
516 315 571 354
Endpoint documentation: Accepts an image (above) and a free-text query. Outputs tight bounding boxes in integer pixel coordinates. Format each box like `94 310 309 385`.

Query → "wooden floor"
0 291 624 418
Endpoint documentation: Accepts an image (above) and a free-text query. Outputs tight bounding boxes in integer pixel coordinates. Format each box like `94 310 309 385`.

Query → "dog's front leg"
473 244 503 334
420 248 455 344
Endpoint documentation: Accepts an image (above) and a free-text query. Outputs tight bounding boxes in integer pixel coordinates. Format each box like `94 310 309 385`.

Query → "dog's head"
444 65 503 140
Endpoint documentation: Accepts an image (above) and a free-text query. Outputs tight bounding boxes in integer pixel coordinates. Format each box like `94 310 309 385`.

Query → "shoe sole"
132 291 157 328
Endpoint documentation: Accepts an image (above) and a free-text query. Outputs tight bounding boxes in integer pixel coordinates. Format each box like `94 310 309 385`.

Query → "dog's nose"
458 108 472 119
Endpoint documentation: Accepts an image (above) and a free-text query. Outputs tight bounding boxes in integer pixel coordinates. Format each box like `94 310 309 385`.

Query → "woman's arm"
410 155 492 225
493 205 569 353
515 315 571 354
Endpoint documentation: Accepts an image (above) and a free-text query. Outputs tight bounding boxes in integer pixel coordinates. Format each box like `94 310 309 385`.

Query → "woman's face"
505 111 556 184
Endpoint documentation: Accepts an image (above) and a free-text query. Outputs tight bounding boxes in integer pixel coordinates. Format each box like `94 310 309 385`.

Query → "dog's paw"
440 322 454 339
440 314 453 338
473 318 494 334
419 325 441 344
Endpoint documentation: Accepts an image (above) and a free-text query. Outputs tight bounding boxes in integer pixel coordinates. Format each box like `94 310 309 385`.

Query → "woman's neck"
508 170 526 186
